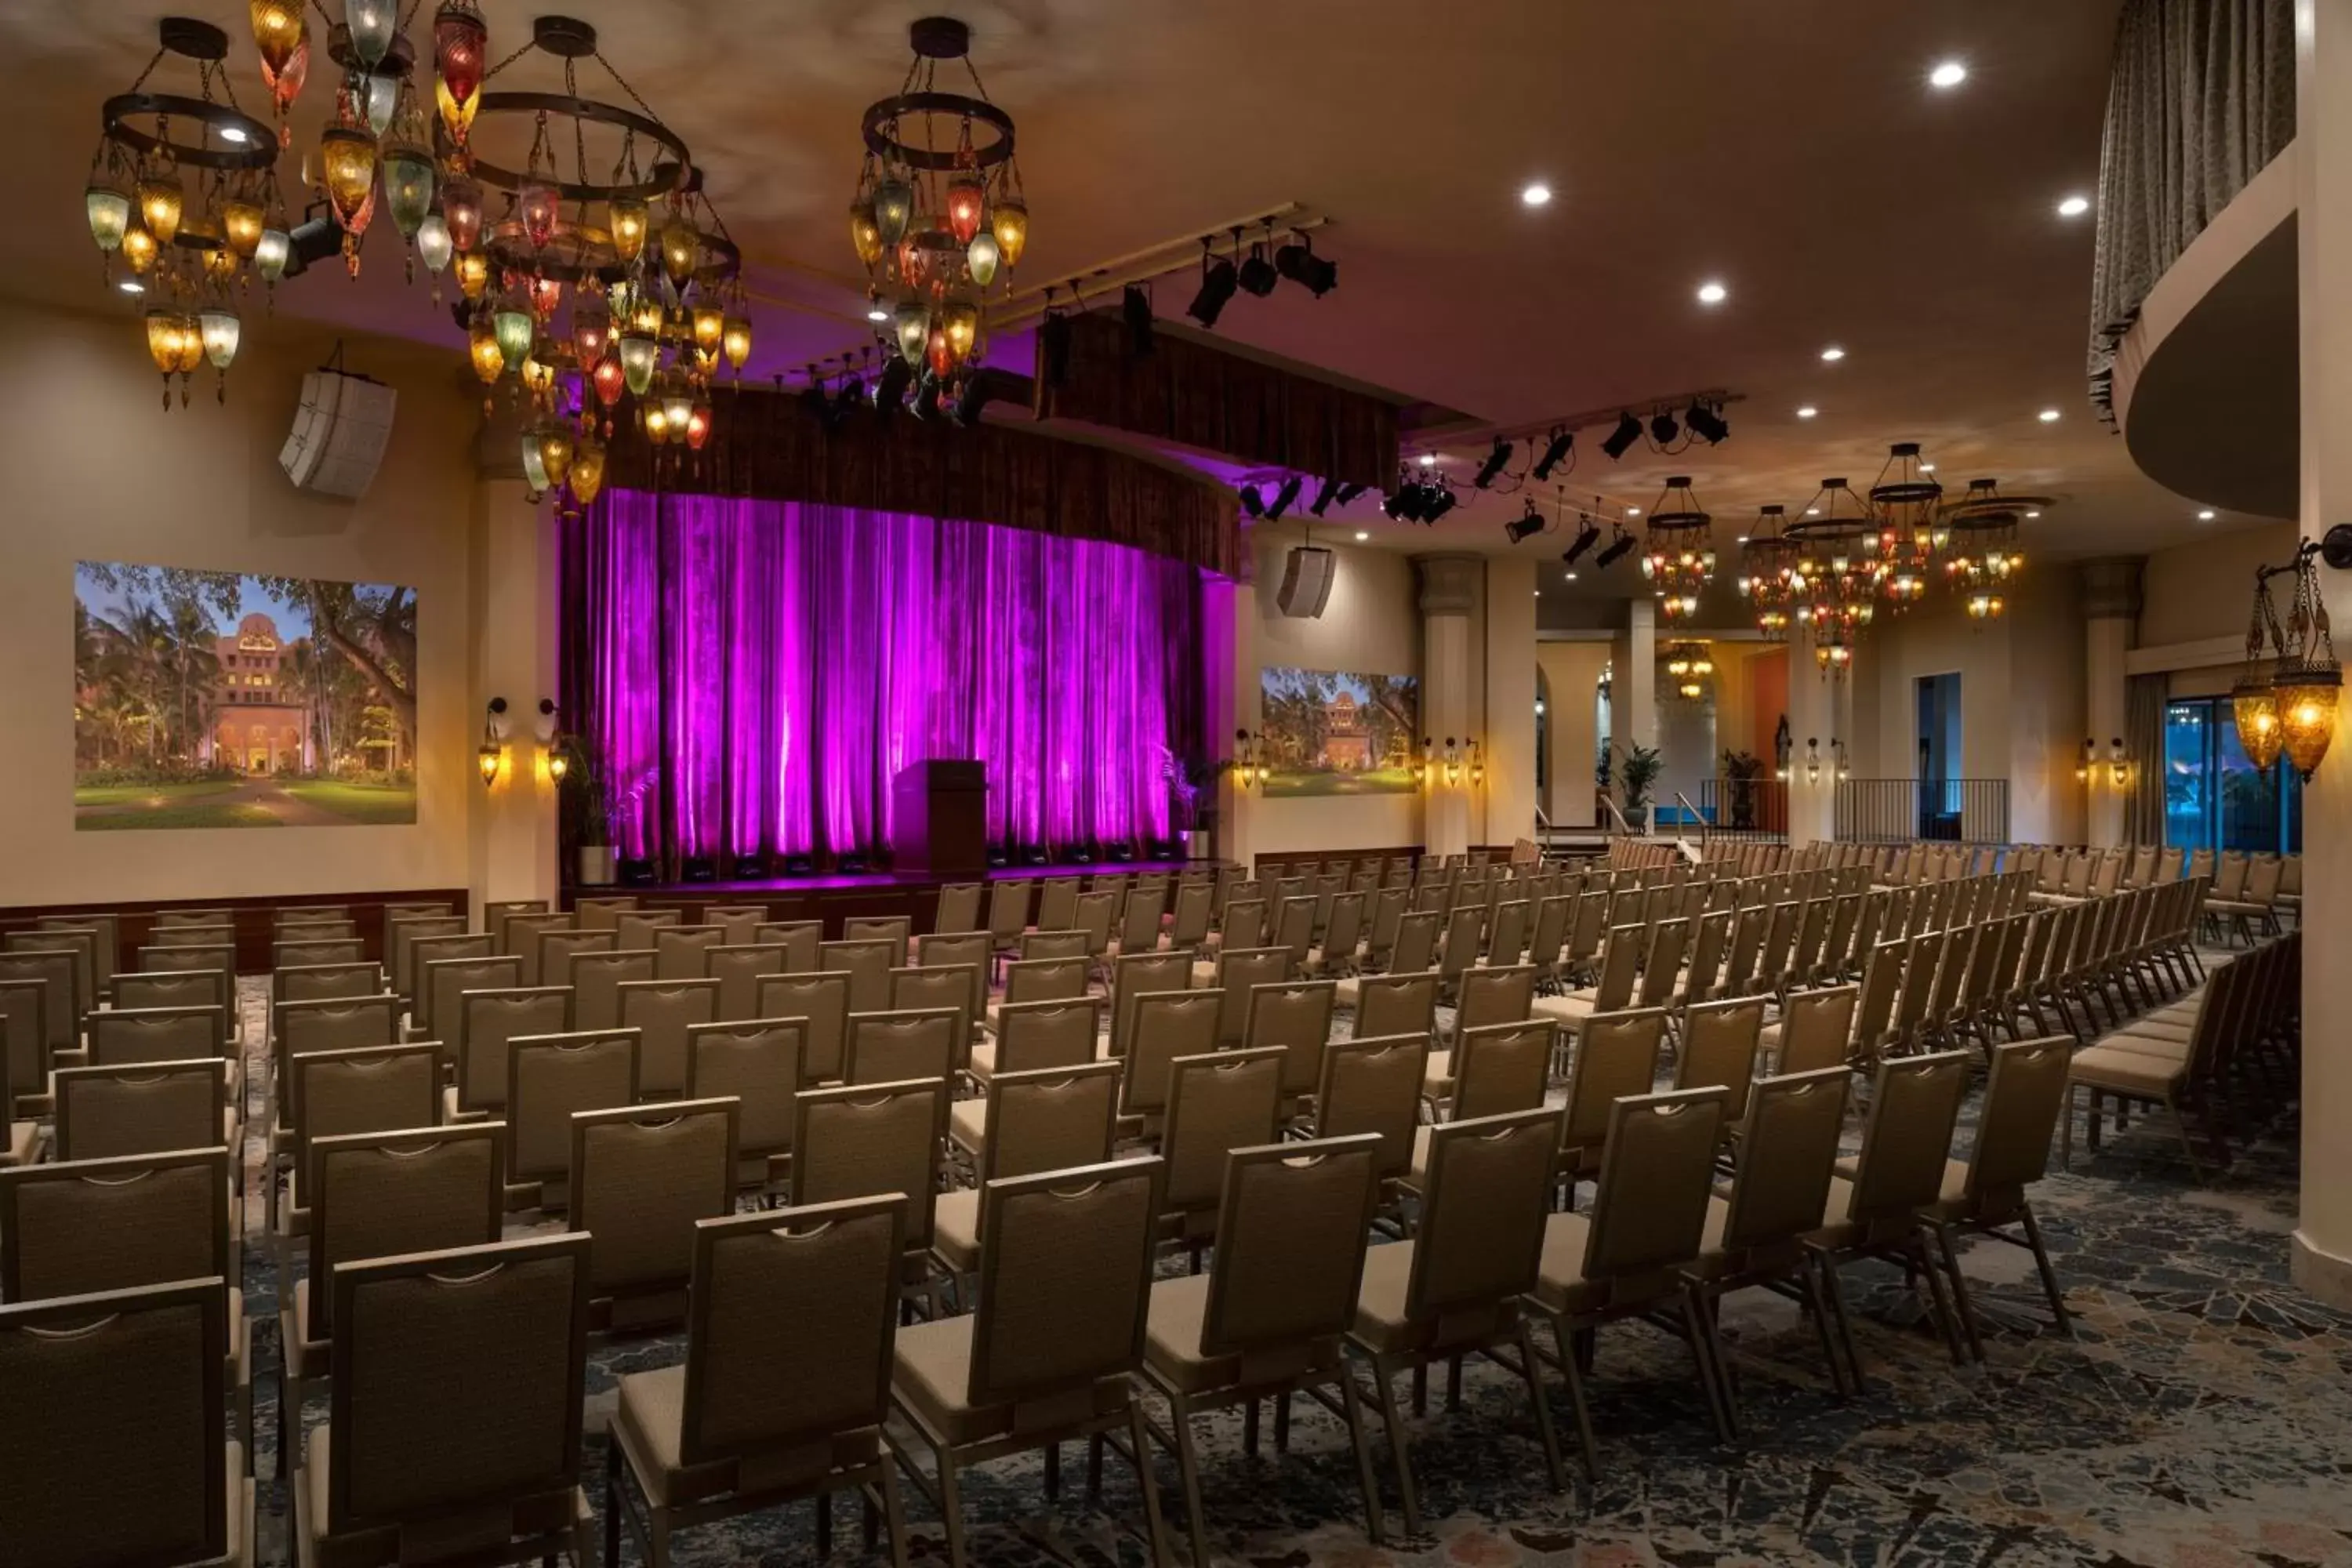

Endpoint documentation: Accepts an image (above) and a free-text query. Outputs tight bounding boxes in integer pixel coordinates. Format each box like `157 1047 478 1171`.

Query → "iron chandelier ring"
101 93 277 172
441 92 695 202
862 91 1016 172
482 216 740 288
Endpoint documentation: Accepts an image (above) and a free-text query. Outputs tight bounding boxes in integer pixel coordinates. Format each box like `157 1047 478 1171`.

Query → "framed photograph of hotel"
73 561 419 830
1257 666 1420 797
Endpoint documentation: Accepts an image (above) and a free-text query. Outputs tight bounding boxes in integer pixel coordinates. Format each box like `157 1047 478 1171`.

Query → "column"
1606 599 1657 829
2080 557 2143 849
1785 623 1838 846
1416 554 1481 858
1203 570 1256 872
2292 0 2352 1308
466 397 561 916
1483 555 1539 848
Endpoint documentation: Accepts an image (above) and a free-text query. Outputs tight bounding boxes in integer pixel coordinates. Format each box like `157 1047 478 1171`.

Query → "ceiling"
1 0 2274 605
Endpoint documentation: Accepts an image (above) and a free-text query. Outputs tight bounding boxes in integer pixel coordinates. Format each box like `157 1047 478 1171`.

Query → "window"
2163 699 2301 855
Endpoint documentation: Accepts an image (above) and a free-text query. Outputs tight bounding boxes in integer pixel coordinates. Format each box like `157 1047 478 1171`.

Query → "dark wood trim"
1250 847 1425 877
0 889 470 977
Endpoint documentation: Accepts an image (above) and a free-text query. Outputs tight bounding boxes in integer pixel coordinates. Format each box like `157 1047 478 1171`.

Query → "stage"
567 858 1221 934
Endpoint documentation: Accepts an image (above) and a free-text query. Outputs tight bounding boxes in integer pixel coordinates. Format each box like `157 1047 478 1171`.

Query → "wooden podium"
893 760 988 875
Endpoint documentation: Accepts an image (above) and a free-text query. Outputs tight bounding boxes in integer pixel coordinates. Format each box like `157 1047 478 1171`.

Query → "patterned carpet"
234 979 2352 1568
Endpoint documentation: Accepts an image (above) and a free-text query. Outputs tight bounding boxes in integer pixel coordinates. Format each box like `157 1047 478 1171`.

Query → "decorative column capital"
2079 555 2145 620
1414 554 1482 616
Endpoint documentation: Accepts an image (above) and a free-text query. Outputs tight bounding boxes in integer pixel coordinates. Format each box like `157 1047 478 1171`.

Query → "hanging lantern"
383 150 434 241
492 296 535 368
618 332 659 395
568 434 607 506
136 172 183 247
85 176 132 253
2277 670 2341 780
721 314 753 372
608 197 649 264
850 201 884 268
571 294 610 367
360 71 399 138
519 430 550 492
945 175 986 245
528 275 564 322
967 230 1000 289
643 401 671 445
122 225 158 275
434 0 487 148
520 180 560 250
894 299 931 365
686 399 713 451
591 353 626 408
143 309 194 407
199 305 240 367
520 348 555 402
453 248 490 299
659 209 699 285
535 423 575 488
990 195 1029 269
440 174 483 252
255 228 290 281
627 294 664 337
691 305 725 354
220 194 265 259
661 383 694 433
467 318 505 383
346 0 399 69
2234 672 2284 776
873 177 914 245
250 1 308 144
926 325 954 379
319 120 379 267
194 223 238 285
416 214 452 276
942 297 979 365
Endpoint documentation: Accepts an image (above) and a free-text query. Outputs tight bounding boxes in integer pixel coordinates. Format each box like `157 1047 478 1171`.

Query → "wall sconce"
2107 737 2129 787
1832 739 1850 781
536 699 571 782
1418 736 1436 789
2075 738 2094 784
1467 741 1486 787
478 696 509 788
1441 735 1465 786
1234 728 1270 789
1802 736 1824 786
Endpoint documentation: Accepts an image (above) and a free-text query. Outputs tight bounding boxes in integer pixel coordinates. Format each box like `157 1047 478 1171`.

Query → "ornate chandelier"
1938 477 2040 621
1737 504 1800 639
851 17 1029 397
1663 641 1715 701
85 19 281 408
1868 443 1944 608
1639 476 1714 621
1784 477 1881 676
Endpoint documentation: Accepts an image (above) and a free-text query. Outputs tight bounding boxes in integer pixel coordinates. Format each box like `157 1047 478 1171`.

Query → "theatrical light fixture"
1273 235 1338 296
1186 246 1238 328
1422 485 1458 523
1594 527 1636 569
1239 485 1265 518
1601 412 1643 462
1266 475 1303 520
1649 409 1681 448
1308 477 1341 517
1504 499 1548 545
1532 428 1574 481
1684 399 1730 445
1563 518 1602 565
1123 284 1155 354
1334 482 1367 506
1236 241 1277 297
1474 437 1514 489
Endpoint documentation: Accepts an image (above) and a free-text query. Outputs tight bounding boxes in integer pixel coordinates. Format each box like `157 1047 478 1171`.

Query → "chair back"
936 882 985 934
1560 1008 1668 1157
1161 1047 1284 1216
1842 1051 1972 1226
1032 879 1080 934
456 986 575 1114
892 962 984 1025
7 930 93 1023
275 936 367 975
1964 1036 2073 1208
0 1279 230 1567
684 1018 804 1174
967 1157 1165 1410
1718 1068 1851 1255
423 953 522 1051
308 1124 505 1340
1451 1018 1554 1120
1408 1107 1561 1333
1580 1087 1731 1286
52 1060 224 1162
1218 898 1268 952
1119 884 1170 953
1201 1135 1381 1359
572 1099 739 1303
701 906 771 946
1321 892 1367 971
1388 909 1443 976
0 1145 229 1304
1120 990 1223 1119
845 1007 962 1085
794 1077 946 1249
676 1196 906 1483
89 1004 225 1068
1270 897 1316 967
291 1044 445 1182
277 961 387 1018
1165 881 1212 947
1312 1033 1428 1181
573 897 637 933
1356 970 1439 1039
403 931 490 1016
759 922 826 974
1019 929 1090 964
323 1235 590 1542
1109 952 1192 1058
506 1031 640 1197
1674 996 1764 1121
1 951 83 1058
1210 947 1290 1044
1456 964 1537 1033
1073 891 1120 956
811 940 892 1016
993 996 1103 1075
696 942 785 1021
978 1060 1122 1185
1776 985 1859 1075
614 909 684 953
843 916 913 960
616 978 720 1097
278 993 400 1094
757 971 853 1084
1003 955 1090 1007
0 979 47 1110
985 880 1033 942
1243 980 1337 1095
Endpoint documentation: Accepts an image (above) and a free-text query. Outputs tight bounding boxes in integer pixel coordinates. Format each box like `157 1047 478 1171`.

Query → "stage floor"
598 858 1214 898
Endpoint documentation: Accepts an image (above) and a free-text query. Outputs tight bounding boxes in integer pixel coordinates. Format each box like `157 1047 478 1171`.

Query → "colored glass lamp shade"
618 333 659 396
966 230 1000 289
416 214 452 276
519 431 549 492
945 175 986 245
608 197 648 264
659 211 700 285
360 71 398 137
685 400 712 451
990 196 1028 268
220 195 265 258
121 225 158 275
492 299 536 368
2275 667 2342 780
250 0 307 75
478 738 503 785
85 180 131 252
721 314 753 372
434 0 487 142
872 178 914 246
2231 671 2283 775
440 174 483 252
468 319 505 383
319 122 379 254
346 0 399 67
568 436 607 505
661 386 693 432
546 746 571 782
536 423 575 489
894 300 931 365
453 248 490 299
941 299 979 365
528 276 564 322
691 305 725 354
198 307 241 369
642 401 671 444
850 201 884 267
591 354 626 408
136 174 183 246
255 228 289 281
571 296 610 366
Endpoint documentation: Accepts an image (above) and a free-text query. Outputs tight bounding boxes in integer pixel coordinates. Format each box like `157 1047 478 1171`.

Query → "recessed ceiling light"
1417 454 1437 467
1534 590 1541 597
1920 463 1936 473
1820 346 1846 362
2198 509 2216 521
866 307 889 321
117 278 143 294
2024 510 2042 519
1929 60 1968 89
1520 181 1552 208
1806 507 1821 517
2038 408 2062 423
1564 572 1578 582
2057 194 2091 219
1796 405 1818 419
1625 507 1641 516
1354 529 1370 541
219 125 249 144
1736 535 1751 544
1696 281 1728 306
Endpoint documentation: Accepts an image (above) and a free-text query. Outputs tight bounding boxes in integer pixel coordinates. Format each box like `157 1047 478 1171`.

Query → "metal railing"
1835 778 2010 843
1597 792 1637 837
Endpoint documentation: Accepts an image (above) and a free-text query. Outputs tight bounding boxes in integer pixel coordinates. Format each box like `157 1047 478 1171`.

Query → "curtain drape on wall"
564 490 1206 870
2125 672 2169 845
2089 0 2296 422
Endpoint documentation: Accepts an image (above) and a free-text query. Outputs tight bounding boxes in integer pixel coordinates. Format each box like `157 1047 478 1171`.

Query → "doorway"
1915 673 1963 837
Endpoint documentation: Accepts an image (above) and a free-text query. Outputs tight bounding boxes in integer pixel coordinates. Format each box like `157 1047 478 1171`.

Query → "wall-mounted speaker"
1276 546 1335 618
279 368 398 499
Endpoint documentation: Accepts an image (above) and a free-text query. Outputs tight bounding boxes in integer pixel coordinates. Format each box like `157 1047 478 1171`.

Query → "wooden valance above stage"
604 383 1240 578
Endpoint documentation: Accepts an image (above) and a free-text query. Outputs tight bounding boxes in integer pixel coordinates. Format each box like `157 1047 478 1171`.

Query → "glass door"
2164 697 2301 854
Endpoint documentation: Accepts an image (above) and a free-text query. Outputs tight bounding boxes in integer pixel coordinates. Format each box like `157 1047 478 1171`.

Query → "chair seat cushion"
1532 1210 1687 1316
1331 976 1360 1009
1530 994 1595 1025
1143 1272 1341 1396
1421 1052 1454 1098
3 1120 39 1166
931 1190 980 1274
1350 1235 1523 1356
967 1044 998 1081
615 1363 880 1508
948 1098 987 1157
893 1313 1131 1446
287 1279 329 1380
2067 1045 2187 1097
1189 961 1218 988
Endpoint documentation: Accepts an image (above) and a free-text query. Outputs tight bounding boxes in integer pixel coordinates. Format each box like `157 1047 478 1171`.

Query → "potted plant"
564 737 617 887
1617 741 1664 833
1721 749 1766 830
1167 750 1237 860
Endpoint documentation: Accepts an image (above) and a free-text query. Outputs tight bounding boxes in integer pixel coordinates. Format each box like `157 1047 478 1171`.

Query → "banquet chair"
757 971 853 1086
505 1030 641 1210
793 1076 948 1308
935 1059 1121 1287
1308 1033 1428 1200
845 1008 964 1087
1116 990 1223 1131
936 882 985 935
971 996 1101 1083
684 1018 804 1193
893 963 986 1031
1351 970 1440 1042
1107 952 1193 1059
1158 1047 1284 1253
1555 1009 1670 1200
52 1058 230 1163
449 985 574 1120
572 1098 739 1330
705 942 789 1020
617 977 720 1098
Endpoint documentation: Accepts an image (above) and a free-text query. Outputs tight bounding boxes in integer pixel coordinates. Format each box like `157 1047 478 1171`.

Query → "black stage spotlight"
1382 491 1407 521
910 369 943 420
1423 486 1458 523
1504 499 1547 544
1186 254 1239 328
1122 284 1156 354
1309 477 1341 516
1267 475 1304 519
1595 527 1637 568
1600 411 1644 461
951 372 990 428
1474 437 1514 489
835 376 866 420
1396 486 1429 524
1237 241 1278 297
1039 310 1073 385
1240 485 1265 519
1334 481 1367 506
1649 408 1680 448
1685 399 1730 444
872 354 913 417
1274 236 1338 297
801 372 835 428
1532 428 1574 481
1563 519 1602 564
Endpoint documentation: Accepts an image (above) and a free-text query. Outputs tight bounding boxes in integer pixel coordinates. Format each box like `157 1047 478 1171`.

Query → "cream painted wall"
2140 523 2299 647
0 300 480 906
1246 538 1424 853
1482 557 1538 845
1537 642 1609 826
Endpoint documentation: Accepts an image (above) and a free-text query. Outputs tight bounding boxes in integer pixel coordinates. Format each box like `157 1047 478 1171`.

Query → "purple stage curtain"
565 489 1204 869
